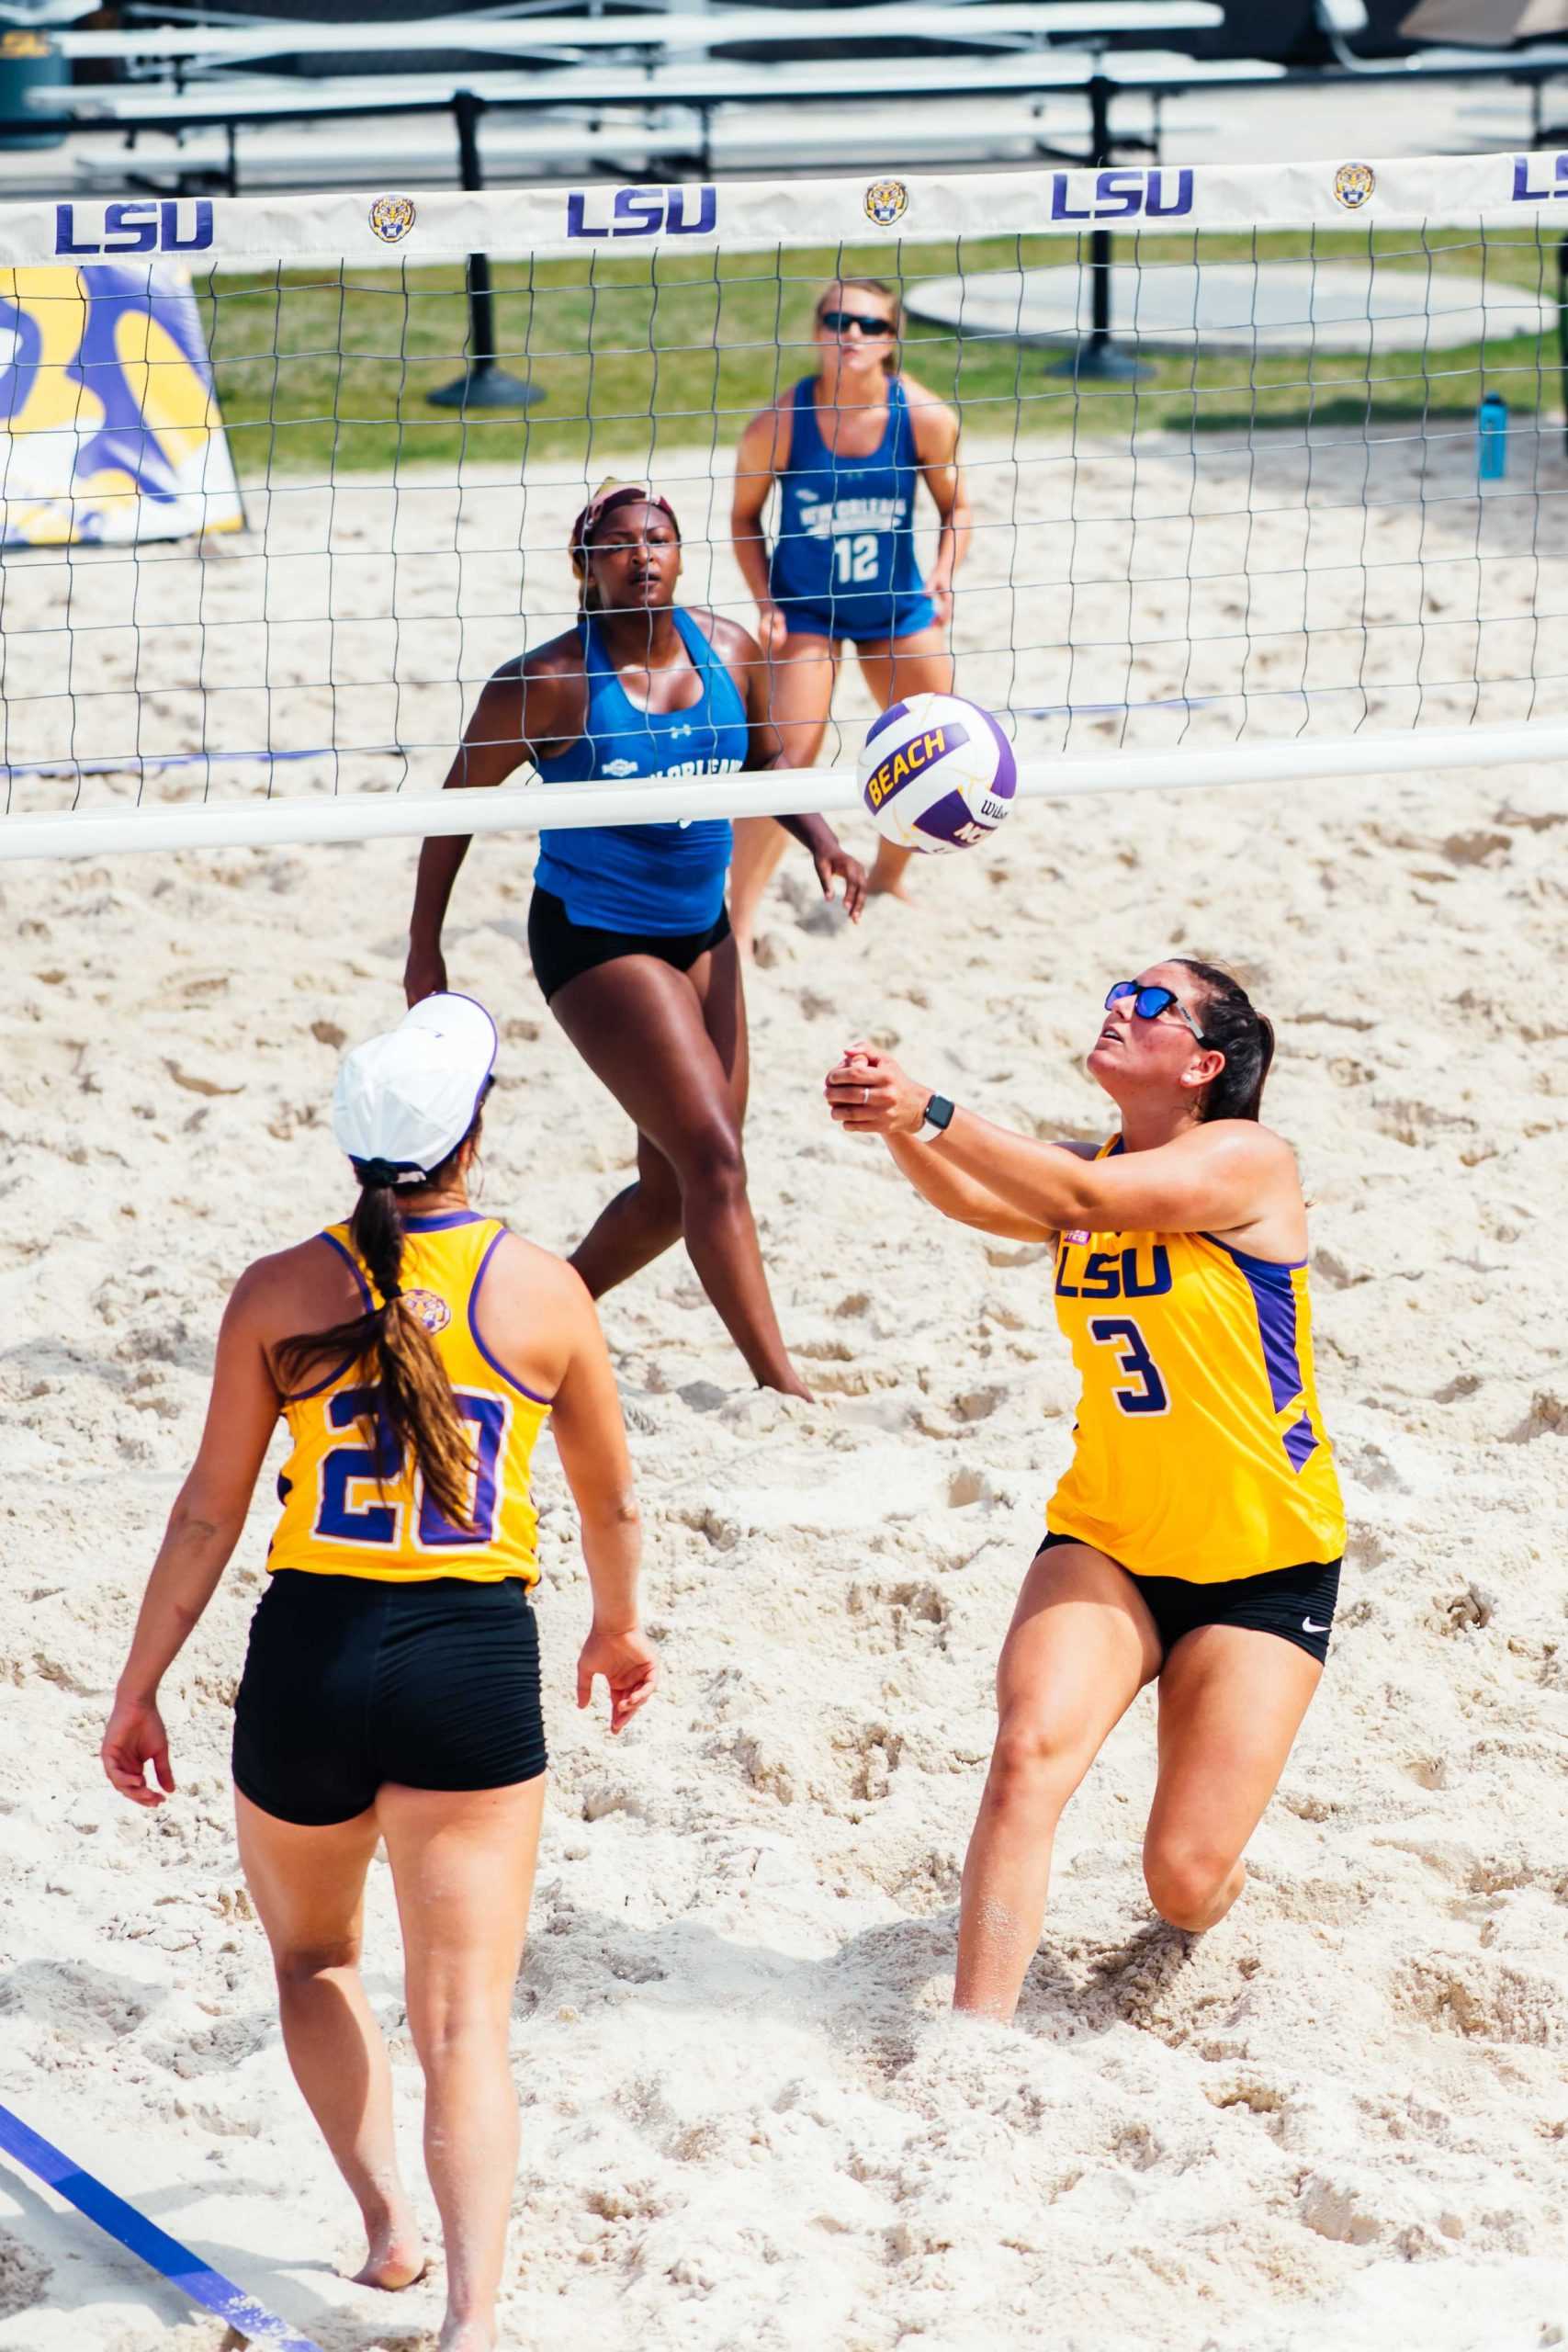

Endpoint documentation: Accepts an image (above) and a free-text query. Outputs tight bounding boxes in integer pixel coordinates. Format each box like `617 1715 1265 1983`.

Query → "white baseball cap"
331 993 498 1184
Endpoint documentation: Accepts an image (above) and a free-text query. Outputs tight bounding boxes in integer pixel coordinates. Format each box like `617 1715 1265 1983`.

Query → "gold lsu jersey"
1046 1146 1345 1583
268 1211 550 1585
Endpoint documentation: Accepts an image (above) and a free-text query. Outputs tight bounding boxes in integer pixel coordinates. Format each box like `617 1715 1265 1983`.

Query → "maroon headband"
570 482 681 555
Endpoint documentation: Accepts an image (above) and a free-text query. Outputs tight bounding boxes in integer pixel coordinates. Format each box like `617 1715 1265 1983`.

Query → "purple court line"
0 700 1224 785
1013 695 1224 716
0 2101 324 2352
0 748 360 781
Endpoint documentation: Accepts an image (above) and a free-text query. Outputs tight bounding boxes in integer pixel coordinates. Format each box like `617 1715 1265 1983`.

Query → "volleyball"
856 693 1017 854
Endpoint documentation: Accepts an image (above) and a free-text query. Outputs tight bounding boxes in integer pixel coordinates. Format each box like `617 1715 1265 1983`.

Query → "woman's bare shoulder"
480 1229 592 1318
685 605 761 664
473 1228 596 1395
517 626 586 683
1191 1118 1298 1172
736 395 795 464
897 369 957 415
225 1233 360 1336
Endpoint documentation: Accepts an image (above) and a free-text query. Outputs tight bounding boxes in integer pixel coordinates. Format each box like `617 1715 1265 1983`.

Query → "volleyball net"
2 147 1566 860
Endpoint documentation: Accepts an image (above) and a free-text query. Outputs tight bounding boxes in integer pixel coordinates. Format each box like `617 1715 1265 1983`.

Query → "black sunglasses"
818 308 896 337
1104 980 1207 1045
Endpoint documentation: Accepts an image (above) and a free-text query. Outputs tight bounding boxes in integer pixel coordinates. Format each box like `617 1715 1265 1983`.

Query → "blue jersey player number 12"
728 275 973 949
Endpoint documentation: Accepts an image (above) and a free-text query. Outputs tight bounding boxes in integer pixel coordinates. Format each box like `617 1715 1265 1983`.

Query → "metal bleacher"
17 3 1230 193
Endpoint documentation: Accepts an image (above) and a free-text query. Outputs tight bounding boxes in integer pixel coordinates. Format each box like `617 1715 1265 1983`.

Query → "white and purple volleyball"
856 693 1016 854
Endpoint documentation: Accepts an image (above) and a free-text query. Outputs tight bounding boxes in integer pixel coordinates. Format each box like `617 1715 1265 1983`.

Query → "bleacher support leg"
428 89 541 412
1048 73 1149 384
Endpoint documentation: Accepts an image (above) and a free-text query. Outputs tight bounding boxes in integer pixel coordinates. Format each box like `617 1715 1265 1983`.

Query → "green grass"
197 221 1565 480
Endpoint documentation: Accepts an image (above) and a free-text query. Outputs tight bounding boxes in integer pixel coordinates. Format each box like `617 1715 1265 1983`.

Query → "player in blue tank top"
730 276 973 950
406 483 865 1398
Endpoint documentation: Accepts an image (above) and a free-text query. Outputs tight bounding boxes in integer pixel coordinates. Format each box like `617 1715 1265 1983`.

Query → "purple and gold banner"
0 261 243 546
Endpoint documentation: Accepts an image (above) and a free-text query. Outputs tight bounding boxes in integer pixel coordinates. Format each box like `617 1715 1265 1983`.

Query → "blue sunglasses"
1104 980 1207 1046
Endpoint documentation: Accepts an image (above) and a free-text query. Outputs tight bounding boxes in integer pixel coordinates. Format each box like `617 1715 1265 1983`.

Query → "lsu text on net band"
1 147 1566 862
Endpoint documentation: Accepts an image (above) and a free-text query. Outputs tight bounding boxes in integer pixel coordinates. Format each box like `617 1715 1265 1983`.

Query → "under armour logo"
669 724 694 739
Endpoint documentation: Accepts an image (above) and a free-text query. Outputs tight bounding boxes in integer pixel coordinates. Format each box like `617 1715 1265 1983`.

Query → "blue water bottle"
1478 390 1508 481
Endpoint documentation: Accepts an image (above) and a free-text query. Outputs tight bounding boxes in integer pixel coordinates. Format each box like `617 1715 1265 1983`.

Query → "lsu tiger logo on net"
368 195 417 245
863 179 909 229
1332 162 1376 211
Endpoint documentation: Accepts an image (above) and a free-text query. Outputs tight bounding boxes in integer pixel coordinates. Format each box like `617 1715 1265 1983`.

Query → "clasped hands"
824 1042 931 1137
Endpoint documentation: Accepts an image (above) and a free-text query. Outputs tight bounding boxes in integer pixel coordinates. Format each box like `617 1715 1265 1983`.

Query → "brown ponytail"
1173 959 1275 1123
274 1129 481 1530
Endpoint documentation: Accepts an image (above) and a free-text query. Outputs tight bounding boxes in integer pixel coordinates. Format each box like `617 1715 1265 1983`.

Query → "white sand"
1 429 1567 2350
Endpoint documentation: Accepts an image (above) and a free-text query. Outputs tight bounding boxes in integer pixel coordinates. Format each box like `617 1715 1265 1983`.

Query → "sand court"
1 423 1566 2350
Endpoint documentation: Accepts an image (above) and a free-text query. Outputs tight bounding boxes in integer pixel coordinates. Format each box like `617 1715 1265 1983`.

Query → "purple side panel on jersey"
916 786 987 846
979 703 1019 800
1211 1239 1305 1416
863 701 907 749
1282 1413 1320 1474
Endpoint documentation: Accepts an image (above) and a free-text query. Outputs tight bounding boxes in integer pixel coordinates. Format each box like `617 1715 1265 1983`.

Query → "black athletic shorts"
527 884 731 1003
232 1571 547 1826
1036 1532 1342 1666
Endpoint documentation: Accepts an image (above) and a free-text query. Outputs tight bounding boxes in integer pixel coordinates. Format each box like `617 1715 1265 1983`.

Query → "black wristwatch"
917 1092 955 1143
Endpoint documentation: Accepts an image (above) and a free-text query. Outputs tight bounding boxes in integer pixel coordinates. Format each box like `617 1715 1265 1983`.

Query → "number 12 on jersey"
1088 1317 1169 1416
832 533 880 585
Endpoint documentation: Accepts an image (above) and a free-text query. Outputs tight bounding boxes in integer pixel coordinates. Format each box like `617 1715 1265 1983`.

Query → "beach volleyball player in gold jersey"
101 994 655 2352
826 960 1345 2023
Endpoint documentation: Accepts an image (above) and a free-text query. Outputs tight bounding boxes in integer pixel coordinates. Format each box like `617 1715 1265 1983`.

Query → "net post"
427 89 542 413
1047 70 1150 383
1558 230 1568 459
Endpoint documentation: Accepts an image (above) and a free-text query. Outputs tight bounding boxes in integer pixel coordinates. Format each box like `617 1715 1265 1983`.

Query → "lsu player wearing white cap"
100 994 655 2352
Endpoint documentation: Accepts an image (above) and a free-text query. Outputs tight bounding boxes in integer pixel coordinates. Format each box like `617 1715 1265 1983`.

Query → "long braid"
275 1146 479 1529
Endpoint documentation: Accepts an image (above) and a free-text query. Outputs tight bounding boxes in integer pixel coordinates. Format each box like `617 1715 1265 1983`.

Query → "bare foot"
353 2217 428 2291
866 845 917 902
438 2318 498 2352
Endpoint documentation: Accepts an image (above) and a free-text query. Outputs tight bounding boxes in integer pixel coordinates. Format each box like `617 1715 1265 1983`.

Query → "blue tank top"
532 606 748 934
767 376 928 629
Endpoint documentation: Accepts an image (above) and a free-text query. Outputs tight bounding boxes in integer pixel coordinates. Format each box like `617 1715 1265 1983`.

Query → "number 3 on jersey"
1088 1316 1169 1416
